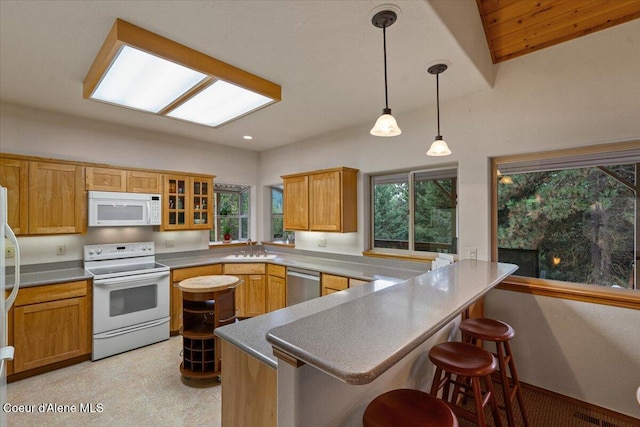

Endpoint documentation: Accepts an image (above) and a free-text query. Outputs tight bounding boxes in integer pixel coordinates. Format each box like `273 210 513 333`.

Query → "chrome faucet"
246 238 253 256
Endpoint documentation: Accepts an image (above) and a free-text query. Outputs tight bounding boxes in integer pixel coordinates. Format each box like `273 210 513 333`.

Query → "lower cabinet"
171 264 222 334
10 280 91 375
321 273 370 295
321 273 348 295
222 263 266 318
266 264 287 312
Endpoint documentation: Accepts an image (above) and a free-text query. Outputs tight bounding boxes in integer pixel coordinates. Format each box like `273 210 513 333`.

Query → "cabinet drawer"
349 278 369 287
14 280 88 307
267 264 286 278
322 274 348 291
172 264 222 283
224 263 266 275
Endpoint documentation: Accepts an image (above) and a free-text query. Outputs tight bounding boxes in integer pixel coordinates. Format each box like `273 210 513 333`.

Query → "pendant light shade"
370 10 401 137
371 108 401 137
427 136 452 156
427 63 451 156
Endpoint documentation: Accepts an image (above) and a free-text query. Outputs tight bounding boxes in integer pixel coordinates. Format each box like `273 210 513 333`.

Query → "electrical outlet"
5 246 15 258
317 238 327 247
165 239 175 248
56 244 66 255
467 247 477 260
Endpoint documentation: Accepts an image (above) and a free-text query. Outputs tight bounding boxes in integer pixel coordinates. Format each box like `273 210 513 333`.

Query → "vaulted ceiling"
1 1 638 152
477 0 640 63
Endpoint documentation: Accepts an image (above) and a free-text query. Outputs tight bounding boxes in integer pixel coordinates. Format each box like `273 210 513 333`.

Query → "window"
494 145 639 290
270 186 284 241
371 167 458 254
210 184 250 242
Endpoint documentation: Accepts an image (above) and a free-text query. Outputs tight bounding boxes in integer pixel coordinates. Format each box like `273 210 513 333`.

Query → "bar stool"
460 318 528 427
363 389 459 427
429 341 502 427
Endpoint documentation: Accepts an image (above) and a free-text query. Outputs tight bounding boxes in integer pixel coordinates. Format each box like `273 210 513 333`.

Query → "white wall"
0 102 261 258
259 20 640 417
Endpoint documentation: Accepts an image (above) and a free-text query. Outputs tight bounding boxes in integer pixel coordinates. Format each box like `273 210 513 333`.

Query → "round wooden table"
178 275 241 379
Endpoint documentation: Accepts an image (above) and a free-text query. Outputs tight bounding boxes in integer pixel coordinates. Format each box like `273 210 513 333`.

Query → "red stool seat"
430 341 502 427
460 318 529 427
363 389 458 427
460 317 514 342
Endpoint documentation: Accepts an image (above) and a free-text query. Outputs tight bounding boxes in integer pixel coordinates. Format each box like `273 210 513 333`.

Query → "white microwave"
88 191 162 227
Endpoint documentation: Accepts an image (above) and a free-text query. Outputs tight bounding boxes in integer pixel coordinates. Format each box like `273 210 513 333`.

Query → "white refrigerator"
1 186 21 426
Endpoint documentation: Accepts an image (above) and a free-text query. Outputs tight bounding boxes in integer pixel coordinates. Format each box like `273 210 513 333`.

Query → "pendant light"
426 63 451 156
370 10 401 137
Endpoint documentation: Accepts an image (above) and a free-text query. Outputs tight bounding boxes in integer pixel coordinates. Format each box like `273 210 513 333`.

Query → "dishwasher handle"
287 270 320 281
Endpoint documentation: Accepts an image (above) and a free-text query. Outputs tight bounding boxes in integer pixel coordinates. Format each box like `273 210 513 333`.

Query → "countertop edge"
266 261 518 385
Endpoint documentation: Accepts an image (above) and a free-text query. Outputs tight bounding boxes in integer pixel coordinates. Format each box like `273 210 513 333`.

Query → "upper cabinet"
1 156 85 235
282 175 309 231
86 167 162 193
163 174 213 230
0 157 29 235
282 167 358 233
29 161 85 234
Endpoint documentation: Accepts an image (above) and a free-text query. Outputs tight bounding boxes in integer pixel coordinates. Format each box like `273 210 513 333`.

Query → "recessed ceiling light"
243 135 253 140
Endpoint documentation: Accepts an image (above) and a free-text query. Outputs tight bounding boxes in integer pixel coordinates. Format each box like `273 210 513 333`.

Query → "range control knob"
88 249 94 255
96 248 102 254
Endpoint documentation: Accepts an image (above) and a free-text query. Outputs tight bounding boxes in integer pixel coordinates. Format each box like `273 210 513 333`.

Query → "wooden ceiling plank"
486 0 609 36
483 0 567 30
478 0 517 16
491 1 640 59
493 4 640 62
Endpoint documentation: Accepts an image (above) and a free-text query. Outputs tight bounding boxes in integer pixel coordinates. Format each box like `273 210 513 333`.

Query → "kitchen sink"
223 254 277 260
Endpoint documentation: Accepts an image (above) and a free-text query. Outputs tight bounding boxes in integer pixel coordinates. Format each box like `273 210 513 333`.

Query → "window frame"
491 141 640 310
369 166 459 258
270 186 284 241
210 183 251 243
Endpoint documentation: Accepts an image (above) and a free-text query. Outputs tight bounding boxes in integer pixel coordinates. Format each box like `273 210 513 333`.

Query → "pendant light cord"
383 25 389 110
436 72 441 136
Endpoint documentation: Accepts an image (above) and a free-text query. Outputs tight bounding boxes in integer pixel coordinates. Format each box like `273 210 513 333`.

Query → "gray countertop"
262 260 517 385
9 248 427 289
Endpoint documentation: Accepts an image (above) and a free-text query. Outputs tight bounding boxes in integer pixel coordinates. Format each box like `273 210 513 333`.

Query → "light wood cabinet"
321 273 349 296
0 157 85 235
321 274 368 295
28 161 85 234
163 174 213 230
11 280 91 374
85 167 127 191
0 157 29 234
266 264 286 312
282 175 308 230
86 167 162 193
223 263 266 318
127 170 162 193
221 340 277 427
282 167 358 233
349 278 369 287
171 264 222 334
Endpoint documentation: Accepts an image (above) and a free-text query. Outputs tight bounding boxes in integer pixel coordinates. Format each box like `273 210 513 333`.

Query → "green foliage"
497 165 635 287
373 182 409 241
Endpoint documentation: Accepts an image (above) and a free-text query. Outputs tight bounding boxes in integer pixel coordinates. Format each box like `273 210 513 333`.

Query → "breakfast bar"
216 260 517 427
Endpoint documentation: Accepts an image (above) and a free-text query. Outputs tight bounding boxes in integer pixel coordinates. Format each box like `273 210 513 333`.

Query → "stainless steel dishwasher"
286 267 321 306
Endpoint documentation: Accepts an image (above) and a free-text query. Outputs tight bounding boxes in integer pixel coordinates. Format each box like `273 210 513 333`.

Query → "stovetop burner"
84 241 168 279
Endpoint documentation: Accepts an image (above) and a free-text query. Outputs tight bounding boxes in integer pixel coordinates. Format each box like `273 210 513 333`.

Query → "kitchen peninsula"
215 260 517 427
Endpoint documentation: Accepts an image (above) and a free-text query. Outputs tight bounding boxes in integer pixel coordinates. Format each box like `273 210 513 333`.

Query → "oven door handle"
95 271 169 286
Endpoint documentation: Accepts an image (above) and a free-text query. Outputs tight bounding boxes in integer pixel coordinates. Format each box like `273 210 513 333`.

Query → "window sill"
262 241 295 248
362 250 436 262
497 276 640 310
208 241 250 248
